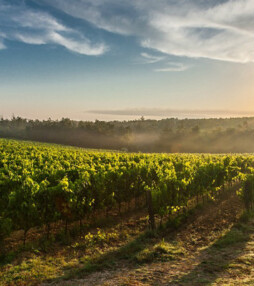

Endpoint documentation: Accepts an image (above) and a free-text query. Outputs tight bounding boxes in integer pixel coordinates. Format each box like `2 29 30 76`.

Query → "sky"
1 0 254 121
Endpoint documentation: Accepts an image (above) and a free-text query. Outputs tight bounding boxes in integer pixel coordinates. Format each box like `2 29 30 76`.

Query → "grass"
135 239 185 263
0 256 66 286
212 227 249 249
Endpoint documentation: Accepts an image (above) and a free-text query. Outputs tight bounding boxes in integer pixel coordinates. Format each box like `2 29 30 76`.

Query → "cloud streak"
88 108 254 118
0 1 107 55
155 62 190 72
139 52 164 64
42 0 254 63
0 39 5 49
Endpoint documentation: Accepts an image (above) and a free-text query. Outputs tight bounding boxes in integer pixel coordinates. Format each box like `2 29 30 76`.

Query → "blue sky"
1 0 254 120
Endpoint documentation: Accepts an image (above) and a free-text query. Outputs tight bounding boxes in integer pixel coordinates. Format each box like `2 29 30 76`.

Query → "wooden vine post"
146 189 155 230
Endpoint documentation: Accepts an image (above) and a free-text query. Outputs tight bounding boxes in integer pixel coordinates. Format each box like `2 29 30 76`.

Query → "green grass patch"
135 239 184 263
213 228 249 249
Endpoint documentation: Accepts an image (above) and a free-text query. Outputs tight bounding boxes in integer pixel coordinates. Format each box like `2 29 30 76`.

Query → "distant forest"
1 116 254 153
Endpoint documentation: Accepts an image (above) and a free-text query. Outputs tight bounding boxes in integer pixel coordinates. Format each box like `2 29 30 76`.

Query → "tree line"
1 116 254 152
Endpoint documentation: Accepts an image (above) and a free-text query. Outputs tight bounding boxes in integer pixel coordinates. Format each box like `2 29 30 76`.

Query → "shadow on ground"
167 213 254 285
44 191 246 285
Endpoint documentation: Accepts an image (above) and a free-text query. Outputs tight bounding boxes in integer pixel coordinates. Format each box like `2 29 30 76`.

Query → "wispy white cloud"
139 52 164 64
0 1 107 55
155 62 190 72
48 32 107 56
15 33 47 45
39 0 140 36
0 30 5 49
42 0 254 63
0 40 5 50
12 10 68 32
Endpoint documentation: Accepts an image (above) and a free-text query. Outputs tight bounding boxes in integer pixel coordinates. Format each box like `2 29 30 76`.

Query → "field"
1 139 254 285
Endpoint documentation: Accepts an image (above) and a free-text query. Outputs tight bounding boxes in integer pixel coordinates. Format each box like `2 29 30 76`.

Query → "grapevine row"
0 139 253 244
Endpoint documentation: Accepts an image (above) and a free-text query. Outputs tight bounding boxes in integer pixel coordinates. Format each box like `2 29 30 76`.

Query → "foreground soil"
43 191 254 286
2 189 253 286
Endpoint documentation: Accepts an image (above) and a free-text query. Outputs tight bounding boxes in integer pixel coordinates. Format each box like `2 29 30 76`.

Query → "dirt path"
44 190 252 286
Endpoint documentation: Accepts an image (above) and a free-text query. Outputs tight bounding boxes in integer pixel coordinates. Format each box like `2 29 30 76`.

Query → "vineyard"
1 138 254 248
